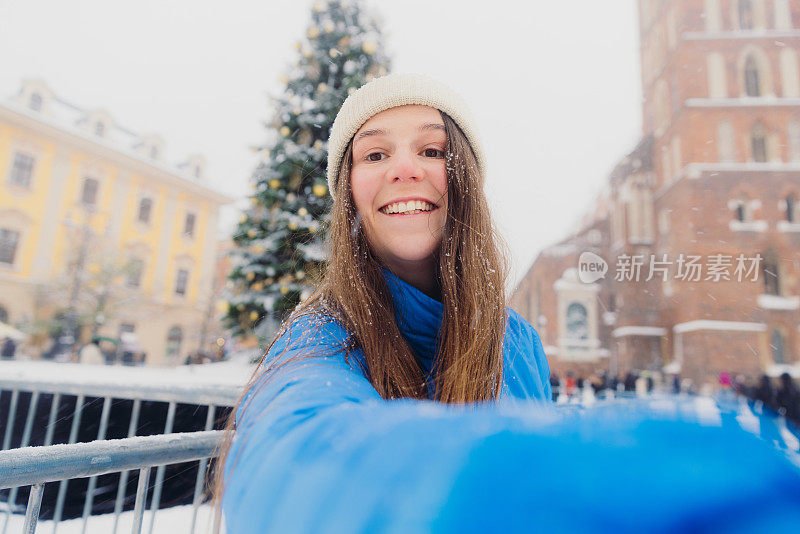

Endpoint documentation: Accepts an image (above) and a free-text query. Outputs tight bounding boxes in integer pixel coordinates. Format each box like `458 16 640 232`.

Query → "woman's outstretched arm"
223 317 800 533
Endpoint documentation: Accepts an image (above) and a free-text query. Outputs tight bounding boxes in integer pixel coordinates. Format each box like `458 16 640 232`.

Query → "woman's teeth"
380 200 436 215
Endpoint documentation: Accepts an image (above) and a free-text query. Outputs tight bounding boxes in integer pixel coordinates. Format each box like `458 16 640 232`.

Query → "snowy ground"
0 357 255 390
3 503 225 534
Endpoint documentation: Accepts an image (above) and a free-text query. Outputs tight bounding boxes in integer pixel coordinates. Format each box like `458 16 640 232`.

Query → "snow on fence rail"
0 431 223 534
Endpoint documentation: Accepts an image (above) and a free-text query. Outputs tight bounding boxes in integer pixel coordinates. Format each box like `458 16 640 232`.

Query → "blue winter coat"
223 269 800 533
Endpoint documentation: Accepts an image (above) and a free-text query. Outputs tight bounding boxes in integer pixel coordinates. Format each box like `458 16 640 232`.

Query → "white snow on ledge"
757 294 800 311
673 320 766 334
777 221 800 233
729 219 768 232
0 358 253 390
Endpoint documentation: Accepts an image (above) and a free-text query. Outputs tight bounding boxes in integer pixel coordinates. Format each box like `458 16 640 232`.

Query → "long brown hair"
211 110 508 521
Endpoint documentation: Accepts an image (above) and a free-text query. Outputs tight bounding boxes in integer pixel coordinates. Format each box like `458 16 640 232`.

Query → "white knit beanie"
326 73 486 198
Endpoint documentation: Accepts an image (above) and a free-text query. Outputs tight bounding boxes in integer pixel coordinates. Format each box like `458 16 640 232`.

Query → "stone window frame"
166 325 183 361
0 209 32 270
137 197 153 225
8 151 36 189
80 176 100 208
5 135 44 196
749 123 768 162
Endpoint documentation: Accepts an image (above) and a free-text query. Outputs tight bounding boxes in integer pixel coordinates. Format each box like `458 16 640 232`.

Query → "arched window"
771 329 785 364
787 194 797 223
750 124 767 162
738 0 754 30
81 177 99 206
175 268 189 296
762 251 781 295
94 122 105 137
137 198 152 224
150 146 159 160
744 55 761 96
166 326 183 360
0 305 8 324
566 302 588 340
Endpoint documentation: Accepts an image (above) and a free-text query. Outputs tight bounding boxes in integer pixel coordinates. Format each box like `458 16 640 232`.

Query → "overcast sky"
0 0 642 289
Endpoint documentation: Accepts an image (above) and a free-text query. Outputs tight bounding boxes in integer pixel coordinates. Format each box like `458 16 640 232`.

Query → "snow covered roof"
3 79 220 195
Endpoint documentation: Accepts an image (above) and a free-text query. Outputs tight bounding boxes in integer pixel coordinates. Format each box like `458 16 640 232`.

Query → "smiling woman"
212 74 800 534
213 73 553 529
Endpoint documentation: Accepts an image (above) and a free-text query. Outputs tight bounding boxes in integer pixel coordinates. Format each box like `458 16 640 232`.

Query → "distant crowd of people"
550 369 800 426
549 370 657 401
740 372 800 425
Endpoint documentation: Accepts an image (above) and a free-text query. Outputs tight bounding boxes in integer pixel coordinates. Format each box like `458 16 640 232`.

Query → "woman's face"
350 105 448 280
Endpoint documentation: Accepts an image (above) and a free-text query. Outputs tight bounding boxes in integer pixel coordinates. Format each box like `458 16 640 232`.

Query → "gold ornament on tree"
312 184 327 197
269 179 281 189
289 170 302 191
362 41 377 55
297 128 312 146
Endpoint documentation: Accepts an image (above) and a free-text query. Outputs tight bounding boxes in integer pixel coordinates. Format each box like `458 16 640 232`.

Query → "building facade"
0 79 233 365
511 0 800 387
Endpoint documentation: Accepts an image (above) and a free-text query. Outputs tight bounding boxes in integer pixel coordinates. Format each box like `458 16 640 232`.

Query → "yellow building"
0 79 234 365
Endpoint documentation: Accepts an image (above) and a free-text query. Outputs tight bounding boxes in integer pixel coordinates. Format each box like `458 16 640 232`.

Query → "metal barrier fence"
0 431 223 534
0 377 242 533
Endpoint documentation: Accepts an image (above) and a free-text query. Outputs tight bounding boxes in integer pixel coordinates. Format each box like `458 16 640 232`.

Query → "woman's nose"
388 148 423 183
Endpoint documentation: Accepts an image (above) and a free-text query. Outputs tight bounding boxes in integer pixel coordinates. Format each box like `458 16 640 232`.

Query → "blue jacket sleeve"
503 308 552 402
223 317 800 533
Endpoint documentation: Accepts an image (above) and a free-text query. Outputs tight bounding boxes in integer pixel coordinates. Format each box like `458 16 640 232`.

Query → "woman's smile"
378 198 440 216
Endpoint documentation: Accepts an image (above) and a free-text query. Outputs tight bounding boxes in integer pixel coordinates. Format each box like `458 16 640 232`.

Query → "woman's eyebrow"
354 128 387 142
419 123 446 132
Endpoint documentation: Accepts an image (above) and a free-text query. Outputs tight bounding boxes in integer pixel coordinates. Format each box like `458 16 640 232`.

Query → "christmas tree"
222 0 391 340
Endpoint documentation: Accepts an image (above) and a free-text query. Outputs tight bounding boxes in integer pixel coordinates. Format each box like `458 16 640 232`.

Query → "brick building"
511 0 800 388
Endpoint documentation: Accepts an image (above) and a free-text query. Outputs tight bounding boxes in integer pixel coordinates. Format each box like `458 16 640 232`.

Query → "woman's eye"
423 148 445 158
366 152 385 162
